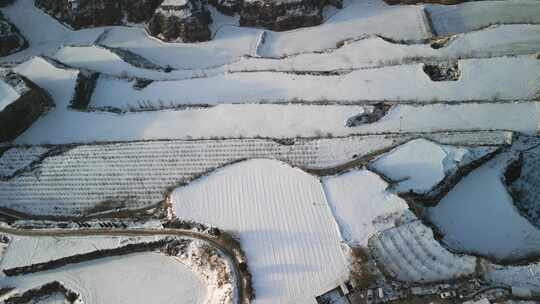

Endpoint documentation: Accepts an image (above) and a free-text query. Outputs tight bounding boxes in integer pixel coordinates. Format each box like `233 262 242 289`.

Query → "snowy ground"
0 0 104 63
171 159 350 304
52 24 540 82
258 0 431 57
425 153 540 262
8 56 538 145
322 169 414 247
369 220 478 283
369 138 495 194
1 235 167 270
88 55 540 109
0 146 49 178
0 75 20 112
0 132 508 216
4 252 209 304
2 0 540 300
484 261 540 293
426 0 540 36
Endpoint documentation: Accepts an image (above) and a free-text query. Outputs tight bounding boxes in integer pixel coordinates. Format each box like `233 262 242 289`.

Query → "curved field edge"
2 136 540 301
0 131 511 219
0 228 253 304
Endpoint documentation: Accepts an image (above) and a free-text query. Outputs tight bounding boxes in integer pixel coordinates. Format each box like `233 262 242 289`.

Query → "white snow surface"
1 235 167 270
0 78 20 112
0 132 509 216
370 138 494 193
322 169 414 247
1 0 540 298
171 159 349 304
485 262 540 293
7 46 540 145
5 253 209 304
259 0 431 57
14 58 540 143
53 25 540 81
426 153 540 262
89 56 540 109
98 26 262 70
0 146 50 178
427 0 540 36
369 220 477 283
0 0 104 62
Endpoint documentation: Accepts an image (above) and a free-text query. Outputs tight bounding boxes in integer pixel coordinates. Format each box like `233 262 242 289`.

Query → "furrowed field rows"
0 146 50 178
369 220 477 283
0 131 510 217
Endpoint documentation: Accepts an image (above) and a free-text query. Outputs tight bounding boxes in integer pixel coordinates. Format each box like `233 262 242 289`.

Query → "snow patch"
322 169 414 247
171 159 349 304
425 153 540 262
370 138 494 193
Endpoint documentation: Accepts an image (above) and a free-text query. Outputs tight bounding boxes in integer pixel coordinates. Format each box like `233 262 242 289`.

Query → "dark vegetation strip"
0 226 254 303
4 281 79 304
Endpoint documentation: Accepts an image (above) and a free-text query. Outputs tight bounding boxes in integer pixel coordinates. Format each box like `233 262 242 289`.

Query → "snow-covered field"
369 220 478 283
171 159 349 304
4 252 209 304
0 0 104 62
425 153 540 262
426 0 540 36
8 56 537 144
485 261 540 293
89 55 540 109
0 132 508 216
1 235 167 270
322 169 414 247
2 0 540 300
53 24 540 82
258 0 431 57
96 0 430 67
369 138 495 194
0 146 49 178
0 76 20 112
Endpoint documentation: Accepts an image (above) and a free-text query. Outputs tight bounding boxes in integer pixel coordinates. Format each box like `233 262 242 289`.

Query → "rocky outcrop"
346 103 392 127
4 281 80 304
33 0 164 29
34 0 211 42
147 0 212 42
239 0 341 31
209 0 240 15
423 62 460 81
0 12 27 57
34 0 122 28
0 70 54 143
121 0 165 23
34 0 344 40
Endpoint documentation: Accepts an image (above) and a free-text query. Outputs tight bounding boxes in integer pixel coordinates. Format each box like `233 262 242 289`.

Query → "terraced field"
369 220 478 283
0 131 508 217
1 0 540 302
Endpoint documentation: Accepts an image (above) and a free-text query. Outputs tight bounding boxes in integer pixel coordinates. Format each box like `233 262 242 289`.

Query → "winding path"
0 226 251 304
